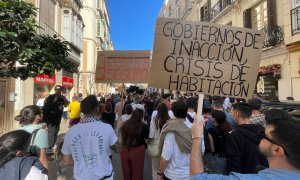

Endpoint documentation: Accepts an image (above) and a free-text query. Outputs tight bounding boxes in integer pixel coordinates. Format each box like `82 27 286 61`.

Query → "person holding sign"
190 109 300 179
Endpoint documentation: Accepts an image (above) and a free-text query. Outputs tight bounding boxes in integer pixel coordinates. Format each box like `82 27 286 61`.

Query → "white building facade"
80 0 114 96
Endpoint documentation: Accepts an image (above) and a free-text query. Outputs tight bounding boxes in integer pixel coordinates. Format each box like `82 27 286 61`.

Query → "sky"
106 0 164 50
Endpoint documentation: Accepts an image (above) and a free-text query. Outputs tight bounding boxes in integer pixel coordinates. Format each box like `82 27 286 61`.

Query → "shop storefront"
33 74 56 105
255 64 281 101
62 73 74 101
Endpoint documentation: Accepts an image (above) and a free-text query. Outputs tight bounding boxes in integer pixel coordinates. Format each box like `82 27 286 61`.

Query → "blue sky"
106 0 164 50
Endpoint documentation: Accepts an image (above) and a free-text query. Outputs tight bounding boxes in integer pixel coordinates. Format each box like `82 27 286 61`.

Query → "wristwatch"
157 171 164 176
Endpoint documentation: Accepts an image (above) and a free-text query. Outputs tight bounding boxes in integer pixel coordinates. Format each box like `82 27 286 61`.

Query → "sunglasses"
257 130 289 157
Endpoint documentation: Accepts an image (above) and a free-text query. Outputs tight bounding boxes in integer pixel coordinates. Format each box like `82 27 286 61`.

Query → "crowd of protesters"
1 87 300 180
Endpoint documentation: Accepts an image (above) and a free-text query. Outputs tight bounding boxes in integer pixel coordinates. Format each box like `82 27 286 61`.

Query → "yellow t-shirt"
68 101 81 119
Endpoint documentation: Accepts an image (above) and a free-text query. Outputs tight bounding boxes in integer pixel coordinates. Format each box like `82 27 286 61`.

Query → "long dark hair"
0 130 31 168
155 103 170 130
210 110 233 134
120 109 144 147
15 105 42 125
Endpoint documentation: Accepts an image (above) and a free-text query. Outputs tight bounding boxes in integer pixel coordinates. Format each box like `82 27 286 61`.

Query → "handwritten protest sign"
149 18 265 98
95 50 151 83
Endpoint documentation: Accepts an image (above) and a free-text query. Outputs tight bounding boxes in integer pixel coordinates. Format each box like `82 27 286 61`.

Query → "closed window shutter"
200 7 204 21
267 0 275 26
243 9 252 28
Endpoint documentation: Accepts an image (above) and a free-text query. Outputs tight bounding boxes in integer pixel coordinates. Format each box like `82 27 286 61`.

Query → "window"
251 0 268 30
200 4 209 21
75 20 79 47
96 37 101 44
169 5 173 17
291 0 300 8
71 16 75 43
97 19 101 37
97 0 101 9
291 0 300 35
62 10 71 41
175 7 180 18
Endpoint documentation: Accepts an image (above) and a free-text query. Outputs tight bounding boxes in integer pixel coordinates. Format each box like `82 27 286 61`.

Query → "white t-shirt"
131 103 145 111
150 110 174 139
36 98 45 107
25 166 48 180
151 110 175 121
161 132 190 180
121 114 131 122
151 110 158 123
61 121 118 180
185 112 205 154
149 115 159 139
168 110 175 119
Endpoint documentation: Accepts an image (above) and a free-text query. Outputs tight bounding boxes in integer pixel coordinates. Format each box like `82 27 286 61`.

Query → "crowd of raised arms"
1 87 300 180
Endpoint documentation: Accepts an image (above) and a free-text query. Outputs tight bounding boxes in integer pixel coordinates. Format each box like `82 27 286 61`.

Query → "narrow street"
48 120 153 180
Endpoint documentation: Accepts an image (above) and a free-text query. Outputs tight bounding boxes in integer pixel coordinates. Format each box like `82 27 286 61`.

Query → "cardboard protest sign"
149 18 265 98
95 50 151 83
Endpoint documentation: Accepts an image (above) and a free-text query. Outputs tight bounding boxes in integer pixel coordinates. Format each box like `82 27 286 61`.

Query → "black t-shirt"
136 123 149 148
124 123 149 148
143 99 155 116
208 127 227 155
102 112 116 129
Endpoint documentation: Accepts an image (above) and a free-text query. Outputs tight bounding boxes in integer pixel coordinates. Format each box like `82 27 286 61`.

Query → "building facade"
80 0 114 97
160 0 300 102
7 0 84 132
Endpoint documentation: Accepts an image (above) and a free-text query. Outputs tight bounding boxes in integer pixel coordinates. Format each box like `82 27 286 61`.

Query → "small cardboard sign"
95 50 151 83
149 18 265 98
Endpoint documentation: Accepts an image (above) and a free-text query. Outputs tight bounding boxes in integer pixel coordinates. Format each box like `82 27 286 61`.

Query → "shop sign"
256 75 278 101
34 74 56 85
62 76 74 87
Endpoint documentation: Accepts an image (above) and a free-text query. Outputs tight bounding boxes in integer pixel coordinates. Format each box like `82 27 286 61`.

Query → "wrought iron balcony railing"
200 0 235 22
260 25 284 47
291 6 300 35
37 22 64 40
210 0 234 20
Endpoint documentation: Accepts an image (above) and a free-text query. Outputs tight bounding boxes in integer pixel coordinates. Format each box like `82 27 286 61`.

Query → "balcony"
201 13 211 22
37 22 81 65
291 6 300 35
210 0 234 21
37 22 64 40
181 1 194 19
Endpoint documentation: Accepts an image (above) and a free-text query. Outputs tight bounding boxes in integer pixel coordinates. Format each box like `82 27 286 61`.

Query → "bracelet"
192 137 203 140
157 171 164 176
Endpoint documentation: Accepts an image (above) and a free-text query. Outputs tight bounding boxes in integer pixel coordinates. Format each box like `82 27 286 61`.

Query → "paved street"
48 120 153 180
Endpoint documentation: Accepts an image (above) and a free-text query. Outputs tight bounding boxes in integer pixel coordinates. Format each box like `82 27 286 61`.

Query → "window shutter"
267 0 276 26
243 9 252 28
200 7 204 21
